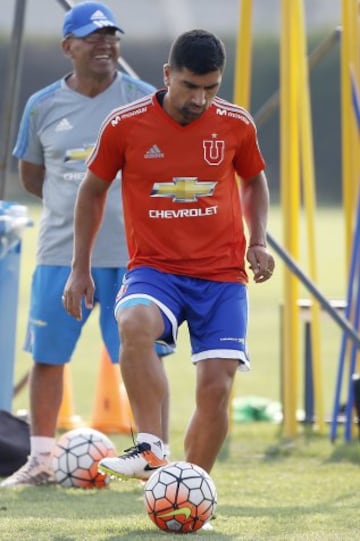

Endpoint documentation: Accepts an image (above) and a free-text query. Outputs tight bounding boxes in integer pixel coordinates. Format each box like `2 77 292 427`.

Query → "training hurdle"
268 233 360 432
234 0 341 436
329 0 360 442
330 192 360 442
235 0 360 438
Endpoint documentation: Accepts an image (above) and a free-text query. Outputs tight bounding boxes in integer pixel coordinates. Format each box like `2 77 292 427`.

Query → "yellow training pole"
224 0 253 456
340 0 360 436
280 0 301 437
294 0 325 432
354 3 360 380
349 0 360 431
349 0 360 210
233 0 253 107
341 0 358 267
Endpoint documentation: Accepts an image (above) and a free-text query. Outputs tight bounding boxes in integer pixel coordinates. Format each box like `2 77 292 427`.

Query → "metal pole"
304 321 314 424
0 0 27 200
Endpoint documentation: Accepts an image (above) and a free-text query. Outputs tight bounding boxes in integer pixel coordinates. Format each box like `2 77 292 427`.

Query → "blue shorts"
115 267 250 370
25 265 173 365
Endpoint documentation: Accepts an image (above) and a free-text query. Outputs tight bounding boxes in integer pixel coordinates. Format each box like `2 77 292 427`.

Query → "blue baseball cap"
63 2 124 38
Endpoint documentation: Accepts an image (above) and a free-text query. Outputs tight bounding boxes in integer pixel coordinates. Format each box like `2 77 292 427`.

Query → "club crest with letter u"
203 139 225 165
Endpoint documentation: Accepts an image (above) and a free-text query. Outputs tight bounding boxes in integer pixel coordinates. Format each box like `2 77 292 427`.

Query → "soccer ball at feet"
144 461 217 533
52 427 116 488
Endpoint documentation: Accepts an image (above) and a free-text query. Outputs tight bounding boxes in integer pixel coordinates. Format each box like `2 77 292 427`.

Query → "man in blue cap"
1 1 172 488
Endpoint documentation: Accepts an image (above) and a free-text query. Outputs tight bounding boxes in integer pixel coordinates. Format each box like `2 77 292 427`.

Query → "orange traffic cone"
90 346 136 434
57 364 83 430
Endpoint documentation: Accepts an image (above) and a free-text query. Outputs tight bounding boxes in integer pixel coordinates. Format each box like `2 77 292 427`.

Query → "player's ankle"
30 436 55 466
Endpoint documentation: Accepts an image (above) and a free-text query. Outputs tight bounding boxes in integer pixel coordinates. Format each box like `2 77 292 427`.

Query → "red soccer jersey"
88 91 266 282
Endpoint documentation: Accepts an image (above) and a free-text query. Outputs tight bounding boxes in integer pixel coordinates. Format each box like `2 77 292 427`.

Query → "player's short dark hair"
168 29 226 75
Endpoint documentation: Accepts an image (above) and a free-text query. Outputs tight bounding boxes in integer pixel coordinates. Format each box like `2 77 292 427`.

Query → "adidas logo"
91 9 108 21
55 118 73 132
144 144 164 159
91 10 113 27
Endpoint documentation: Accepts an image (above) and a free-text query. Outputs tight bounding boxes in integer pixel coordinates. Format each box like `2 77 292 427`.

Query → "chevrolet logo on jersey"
151 177 217 203
64 145 94 163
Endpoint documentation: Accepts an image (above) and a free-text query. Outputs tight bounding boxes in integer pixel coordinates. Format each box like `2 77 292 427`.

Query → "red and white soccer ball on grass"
144 461 217 533
52 427 116 488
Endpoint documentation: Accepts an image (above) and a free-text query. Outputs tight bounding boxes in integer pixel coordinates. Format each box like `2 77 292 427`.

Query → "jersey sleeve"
87 115 124 182
234 118 266 179
12 95 44 164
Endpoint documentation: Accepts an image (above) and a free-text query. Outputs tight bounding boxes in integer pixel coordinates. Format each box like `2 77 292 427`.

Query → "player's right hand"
62 270 94 320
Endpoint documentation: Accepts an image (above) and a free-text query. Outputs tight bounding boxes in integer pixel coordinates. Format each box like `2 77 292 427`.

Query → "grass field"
2 202 359 540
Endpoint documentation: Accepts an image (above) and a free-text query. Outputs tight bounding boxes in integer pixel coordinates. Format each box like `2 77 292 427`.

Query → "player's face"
63 29 120 78
163 65 222 125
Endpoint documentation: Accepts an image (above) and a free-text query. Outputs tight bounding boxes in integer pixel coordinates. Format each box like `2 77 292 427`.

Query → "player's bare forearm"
240 171 269 247
63 171 109 320
72 171 108 272
240 172 275 283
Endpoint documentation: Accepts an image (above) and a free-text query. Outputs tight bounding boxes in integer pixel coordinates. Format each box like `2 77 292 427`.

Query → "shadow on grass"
326 441 360 464
261 429 360 466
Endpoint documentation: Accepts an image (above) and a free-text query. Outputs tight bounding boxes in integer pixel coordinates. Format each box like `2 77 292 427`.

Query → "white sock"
137 432 164 459
30 436 55 466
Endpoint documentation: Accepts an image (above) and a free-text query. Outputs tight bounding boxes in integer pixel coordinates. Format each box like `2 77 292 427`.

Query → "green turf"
1 425 359 540
3 203 357 540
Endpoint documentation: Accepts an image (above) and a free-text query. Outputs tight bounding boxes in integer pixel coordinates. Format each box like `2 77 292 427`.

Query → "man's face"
163 65 223 125
63 29 121 77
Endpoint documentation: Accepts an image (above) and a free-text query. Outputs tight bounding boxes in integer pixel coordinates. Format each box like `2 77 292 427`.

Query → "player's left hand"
246 244 275 283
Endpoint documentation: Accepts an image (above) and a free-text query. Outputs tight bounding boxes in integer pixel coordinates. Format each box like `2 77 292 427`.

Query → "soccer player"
63 29 275 481
0 2 172 488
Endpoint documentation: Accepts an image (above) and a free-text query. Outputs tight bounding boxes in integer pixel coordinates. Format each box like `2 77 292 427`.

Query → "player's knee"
118 306 154 344
119 312 142 339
